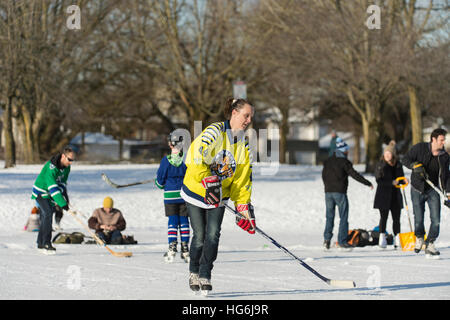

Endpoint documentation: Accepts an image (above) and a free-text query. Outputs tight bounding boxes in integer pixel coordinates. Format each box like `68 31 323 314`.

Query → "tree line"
1 0 448 171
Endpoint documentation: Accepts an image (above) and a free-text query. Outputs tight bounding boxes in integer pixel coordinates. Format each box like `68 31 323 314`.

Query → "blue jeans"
324 193 349 244
411 188 441 243
97 230 123 244
187 203 225 280
36 196 54 247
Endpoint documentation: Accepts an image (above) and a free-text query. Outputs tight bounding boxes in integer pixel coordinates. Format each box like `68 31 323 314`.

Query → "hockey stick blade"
101 173 153 189
101 173 119 188
328 279 356 289
105 246 132 258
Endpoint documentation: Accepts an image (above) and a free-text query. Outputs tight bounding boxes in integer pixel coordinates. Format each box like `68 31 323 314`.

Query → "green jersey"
31 156 70 207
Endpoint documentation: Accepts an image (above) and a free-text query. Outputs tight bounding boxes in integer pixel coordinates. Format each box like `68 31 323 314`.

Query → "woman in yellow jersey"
181 98 255 294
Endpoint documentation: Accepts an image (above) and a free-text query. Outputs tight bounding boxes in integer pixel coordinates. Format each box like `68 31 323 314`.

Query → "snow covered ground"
1 162 450 302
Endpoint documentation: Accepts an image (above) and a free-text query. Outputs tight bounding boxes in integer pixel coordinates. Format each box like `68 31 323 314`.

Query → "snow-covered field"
1 162 450 302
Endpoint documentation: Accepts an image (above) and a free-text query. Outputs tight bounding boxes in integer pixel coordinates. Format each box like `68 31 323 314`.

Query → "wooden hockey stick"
68 209 132 258
224 203 356 289
101 173 154 189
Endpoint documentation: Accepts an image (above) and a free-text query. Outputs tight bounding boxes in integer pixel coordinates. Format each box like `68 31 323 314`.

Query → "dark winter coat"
402 142 450 194
322 154 373 193
373 160 404 210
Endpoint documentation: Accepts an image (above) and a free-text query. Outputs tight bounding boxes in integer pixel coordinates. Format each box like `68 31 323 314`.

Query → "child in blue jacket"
156 132 190 263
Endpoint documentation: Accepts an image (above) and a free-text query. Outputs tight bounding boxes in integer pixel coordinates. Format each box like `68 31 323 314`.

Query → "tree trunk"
365 118 382 173
3 97 16 168
353 128 361 164
279 109 289 164
21 105 34 164
408 85 422 144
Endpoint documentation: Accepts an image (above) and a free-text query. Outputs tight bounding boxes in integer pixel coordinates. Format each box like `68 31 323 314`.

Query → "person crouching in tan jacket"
88 197 126 244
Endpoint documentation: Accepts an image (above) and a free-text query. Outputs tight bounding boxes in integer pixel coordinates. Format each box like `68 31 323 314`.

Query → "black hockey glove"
201 176 222 207
412 162 428 179
445 199 450 209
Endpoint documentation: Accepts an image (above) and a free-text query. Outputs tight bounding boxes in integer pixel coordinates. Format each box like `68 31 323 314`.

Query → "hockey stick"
424 178 450 208
68 208 132 258
223 203 356 289
101 173 154 189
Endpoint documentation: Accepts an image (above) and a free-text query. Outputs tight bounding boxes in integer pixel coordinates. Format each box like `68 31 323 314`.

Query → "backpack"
52 232 86 244
347 229 394 247
347 229 371 247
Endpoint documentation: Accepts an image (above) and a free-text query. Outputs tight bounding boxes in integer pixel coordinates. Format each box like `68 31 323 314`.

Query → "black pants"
36 196 54 247
379 208 401 235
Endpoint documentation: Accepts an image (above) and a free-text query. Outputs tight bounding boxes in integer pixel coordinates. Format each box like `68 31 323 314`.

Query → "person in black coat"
322 137 373 251
373 141 405 249
402 128 450 258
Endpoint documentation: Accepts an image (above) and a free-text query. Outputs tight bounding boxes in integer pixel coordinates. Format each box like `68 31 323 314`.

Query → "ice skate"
336 242 353 252
163 241 177 263
189 272 200 292
378 233 387 249
180 241 190 263
414 237 425 253
393 234 400 250
199 278 212 296
38 244 56 255
425 242 440 260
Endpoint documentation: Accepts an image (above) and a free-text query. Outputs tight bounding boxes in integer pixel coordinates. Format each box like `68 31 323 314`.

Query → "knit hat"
103 196 114 209
384 140 397 157
31 206 40 214
335 137 349 153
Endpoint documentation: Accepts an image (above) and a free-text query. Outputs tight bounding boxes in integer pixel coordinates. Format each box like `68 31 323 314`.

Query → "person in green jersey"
31 146 75 254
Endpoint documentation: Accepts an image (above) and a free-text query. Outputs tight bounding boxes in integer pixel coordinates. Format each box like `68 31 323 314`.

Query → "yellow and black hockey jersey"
181 120 252 209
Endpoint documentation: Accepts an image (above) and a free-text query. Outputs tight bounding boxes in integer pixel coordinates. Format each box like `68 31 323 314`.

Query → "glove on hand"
62 189 70 205
236 204 256 234
62 204 69 211
445 200 450 209
201 176 222 207
412 162 428 179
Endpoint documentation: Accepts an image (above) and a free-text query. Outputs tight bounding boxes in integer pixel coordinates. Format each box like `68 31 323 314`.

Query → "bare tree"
0 0 127 165
126 0 258 133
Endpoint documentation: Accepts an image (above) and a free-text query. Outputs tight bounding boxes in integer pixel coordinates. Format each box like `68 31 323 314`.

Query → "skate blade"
38 249 56 255
164 256 175 263
190 286 200 292
425 254 441 260
200 290 210 297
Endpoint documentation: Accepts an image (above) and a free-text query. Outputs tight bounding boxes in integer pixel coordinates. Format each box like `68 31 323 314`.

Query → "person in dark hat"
322 137 373 251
